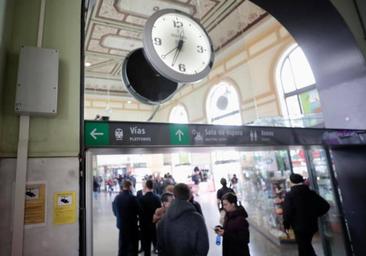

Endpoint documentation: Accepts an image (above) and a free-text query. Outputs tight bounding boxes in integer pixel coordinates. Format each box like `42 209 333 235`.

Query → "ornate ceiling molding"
85 0 266 96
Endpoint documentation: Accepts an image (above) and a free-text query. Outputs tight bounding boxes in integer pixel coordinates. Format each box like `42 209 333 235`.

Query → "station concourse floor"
93 190 305 256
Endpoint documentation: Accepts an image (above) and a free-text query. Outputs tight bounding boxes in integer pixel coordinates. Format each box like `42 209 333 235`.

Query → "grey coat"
157 199 209 256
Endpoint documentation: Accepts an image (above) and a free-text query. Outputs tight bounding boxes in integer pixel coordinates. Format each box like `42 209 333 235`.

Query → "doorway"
85 145 349 256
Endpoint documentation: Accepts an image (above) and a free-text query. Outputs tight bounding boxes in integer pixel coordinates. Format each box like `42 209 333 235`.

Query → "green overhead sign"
169 124 190 145
85 122 109 146
84 121 365 148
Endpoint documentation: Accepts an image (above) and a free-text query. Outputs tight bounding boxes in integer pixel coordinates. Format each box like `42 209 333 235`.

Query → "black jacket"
190 196 203 216
217 186 235 210
138 191 161 230
112 190 139 237
157 199 209 256
217 186 234 200
283 184 330 233
223 206 250 256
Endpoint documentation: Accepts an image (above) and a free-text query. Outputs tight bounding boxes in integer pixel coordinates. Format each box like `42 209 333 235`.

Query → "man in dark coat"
112 180 140 256
283 173 330 256
189 194 203 216
157 183 209 256
138 179 161 256
135 187 144 253
216 178 234 210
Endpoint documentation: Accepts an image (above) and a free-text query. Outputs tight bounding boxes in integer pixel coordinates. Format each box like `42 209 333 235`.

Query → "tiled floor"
93 190 323 256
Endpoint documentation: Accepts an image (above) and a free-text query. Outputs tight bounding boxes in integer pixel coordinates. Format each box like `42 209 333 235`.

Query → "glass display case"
233 147 349 252
239 151 295 243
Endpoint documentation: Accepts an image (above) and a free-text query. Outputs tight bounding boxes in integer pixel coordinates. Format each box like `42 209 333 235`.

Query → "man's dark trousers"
118 230 138 256
294 230 317 256
141 225 155 256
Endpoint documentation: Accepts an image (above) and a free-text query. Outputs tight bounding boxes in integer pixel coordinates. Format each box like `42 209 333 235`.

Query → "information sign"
53 191 76 225
84 121 366 148
170 124 190 145
85 122 109 146
25 183 46 225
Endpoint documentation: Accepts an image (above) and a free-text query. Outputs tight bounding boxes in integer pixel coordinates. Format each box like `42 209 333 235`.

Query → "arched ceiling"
85 0 267 97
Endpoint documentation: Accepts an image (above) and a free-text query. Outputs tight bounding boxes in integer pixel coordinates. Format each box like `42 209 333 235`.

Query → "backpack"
313 191 330 217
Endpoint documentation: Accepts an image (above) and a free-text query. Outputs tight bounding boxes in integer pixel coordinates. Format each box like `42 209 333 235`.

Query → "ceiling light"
85 62 91 67
127 100 132 104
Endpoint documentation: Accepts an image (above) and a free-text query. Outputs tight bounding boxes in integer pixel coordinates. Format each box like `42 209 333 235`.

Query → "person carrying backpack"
283 173 330 256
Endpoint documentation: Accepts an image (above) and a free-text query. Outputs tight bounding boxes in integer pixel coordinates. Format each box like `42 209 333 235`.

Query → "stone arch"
251 0 366 129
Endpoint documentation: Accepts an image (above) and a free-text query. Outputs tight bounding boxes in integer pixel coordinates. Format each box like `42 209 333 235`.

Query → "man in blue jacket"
157 183 209 256
112 180 140 256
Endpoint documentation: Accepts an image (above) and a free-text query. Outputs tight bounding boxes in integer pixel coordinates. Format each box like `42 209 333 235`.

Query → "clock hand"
171 30 185 66
171 48 180 67
171 40 183 67
161 46 178 59
161 28 185 60
179 27 184 40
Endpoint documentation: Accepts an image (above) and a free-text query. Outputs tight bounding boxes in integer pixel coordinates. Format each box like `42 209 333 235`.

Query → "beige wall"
0 0 14 109
154 17 294 124
0 1 81 255
84 95 154 121
0 0 80 157
0 158 80 256
0 0 15 152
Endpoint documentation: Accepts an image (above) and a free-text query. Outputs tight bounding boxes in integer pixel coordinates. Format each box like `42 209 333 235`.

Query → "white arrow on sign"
90 128 104 140
175 129 184 141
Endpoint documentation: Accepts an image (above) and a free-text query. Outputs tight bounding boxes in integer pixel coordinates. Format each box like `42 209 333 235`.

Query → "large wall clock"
143 9 215 83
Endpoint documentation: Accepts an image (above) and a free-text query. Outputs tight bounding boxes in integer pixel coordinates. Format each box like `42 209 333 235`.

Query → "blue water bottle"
215 234 221 246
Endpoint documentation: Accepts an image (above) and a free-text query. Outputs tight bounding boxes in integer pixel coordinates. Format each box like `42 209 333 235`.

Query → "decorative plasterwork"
85 0 267 97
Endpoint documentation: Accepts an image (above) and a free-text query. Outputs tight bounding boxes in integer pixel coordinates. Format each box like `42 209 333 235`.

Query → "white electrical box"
15 46 59 115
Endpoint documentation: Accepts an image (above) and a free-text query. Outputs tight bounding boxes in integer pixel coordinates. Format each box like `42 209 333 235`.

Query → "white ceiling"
85 0 267 97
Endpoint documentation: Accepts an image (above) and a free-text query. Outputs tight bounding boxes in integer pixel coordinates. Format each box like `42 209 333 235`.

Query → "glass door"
289 147 324 255
307 147 348 256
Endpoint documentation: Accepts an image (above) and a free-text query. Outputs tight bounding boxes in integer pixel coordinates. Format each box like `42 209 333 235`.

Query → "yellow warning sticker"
53 191 76 225
25 183 46 225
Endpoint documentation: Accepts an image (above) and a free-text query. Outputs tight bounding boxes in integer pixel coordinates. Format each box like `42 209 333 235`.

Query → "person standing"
157 183 209 256
107 178 114 196
217 178 235 225
230 174 239 194
192 167 201 196
216 178 235 210
93 176 100 199
129 173 137 189
283 173 330 256
138 179 161 256
136 187 144 254
112 180 140 256
215 192 250 256
153 192 174 224
189 193 203 216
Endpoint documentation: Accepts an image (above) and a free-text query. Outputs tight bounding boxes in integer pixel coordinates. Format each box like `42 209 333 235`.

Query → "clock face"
143 9 214 83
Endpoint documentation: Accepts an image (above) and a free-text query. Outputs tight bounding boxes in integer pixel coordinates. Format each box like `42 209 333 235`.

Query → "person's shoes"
153 248 159 254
